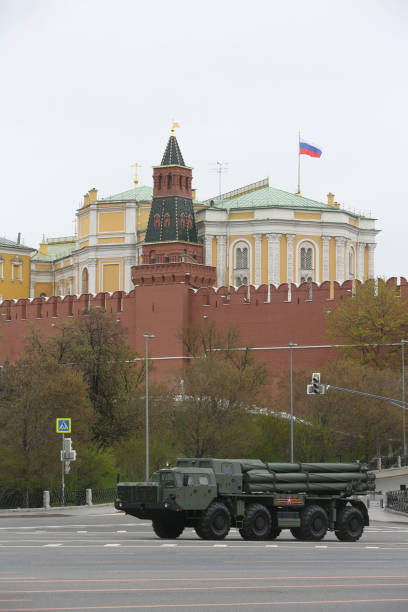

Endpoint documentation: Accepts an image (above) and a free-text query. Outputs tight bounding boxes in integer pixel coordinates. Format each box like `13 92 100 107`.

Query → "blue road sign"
56 418 71 433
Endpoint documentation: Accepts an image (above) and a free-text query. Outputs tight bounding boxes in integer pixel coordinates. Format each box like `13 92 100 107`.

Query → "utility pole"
143 333 155 480
289 342 297 462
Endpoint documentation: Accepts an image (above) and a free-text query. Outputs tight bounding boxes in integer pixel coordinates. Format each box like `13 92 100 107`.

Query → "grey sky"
1 0 407 278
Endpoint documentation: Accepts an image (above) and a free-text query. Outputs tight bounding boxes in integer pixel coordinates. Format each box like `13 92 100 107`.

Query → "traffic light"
312 372 320 394
61 438 77 461
307 373 325 395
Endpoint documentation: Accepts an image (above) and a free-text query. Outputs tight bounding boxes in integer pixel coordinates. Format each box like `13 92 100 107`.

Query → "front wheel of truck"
197 502 231 540
152 518 185 539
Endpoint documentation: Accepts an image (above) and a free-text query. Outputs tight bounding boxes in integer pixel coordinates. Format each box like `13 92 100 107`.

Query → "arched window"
185 176 189 190
81 268 88 294
187 215 193 229
299 242 314 283
158 174 162 190
164 213 171 227
167 174 172 188
179 175 183 188
180 213 186 227
154 214 161 228
234 242 249 286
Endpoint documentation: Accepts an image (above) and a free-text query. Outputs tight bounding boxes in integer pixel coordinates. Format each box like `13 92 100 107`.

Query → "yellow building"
196 178 378 287
0 236 35 301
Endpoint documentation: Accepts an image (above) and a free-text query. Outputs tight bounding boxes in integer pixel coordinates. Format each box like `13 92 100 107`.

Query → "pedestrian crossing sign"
56 418 71 433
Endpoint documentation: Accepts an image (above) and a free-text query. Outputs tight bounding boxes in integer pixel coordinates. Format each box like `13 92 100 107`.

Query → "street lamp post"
288 342 297 463
402 339 407 458
143 333 155 480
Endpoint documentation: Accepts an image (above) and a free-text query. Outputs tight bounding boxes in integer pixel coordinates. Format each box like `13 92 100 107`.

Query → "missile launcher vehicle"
115 458 375 542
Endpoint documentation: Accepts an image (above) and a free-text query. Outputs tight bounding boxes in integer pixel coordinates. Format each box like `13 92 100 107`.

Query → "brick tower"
132 126 216 288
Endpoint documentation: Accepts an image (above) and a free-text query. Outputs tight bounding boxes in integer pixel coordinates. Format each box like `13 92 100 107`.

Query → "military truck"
114 458 375 542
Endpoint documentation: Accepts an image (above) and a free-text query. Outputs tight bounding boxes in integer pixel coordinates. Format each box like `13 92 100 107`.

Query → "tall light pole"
402 339 407 457
289 342 297 463
143 333 155 480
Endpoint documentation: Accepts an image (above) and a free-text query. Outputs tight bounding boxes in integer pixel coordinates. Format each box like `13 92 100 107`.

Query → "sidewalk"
369 506 408 523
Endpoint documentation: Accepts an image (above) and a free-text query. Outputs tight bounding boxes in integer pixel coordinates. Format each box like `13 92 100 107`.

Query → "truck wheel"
268 527 281 540
198 502 231 540
290 528 303 540
152 518 185 539
239 504 271 540
297 505 328 541
335 506 364 542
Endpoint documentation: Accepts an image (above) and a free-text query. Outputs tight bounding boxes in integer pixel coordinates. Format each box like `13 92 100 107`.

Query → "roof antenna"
210 161 229 198
17 232 21 245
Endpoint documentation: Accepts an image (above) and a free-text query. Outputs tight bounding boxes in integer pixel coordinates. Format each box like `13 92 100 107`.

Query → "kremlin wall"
0 276 405 383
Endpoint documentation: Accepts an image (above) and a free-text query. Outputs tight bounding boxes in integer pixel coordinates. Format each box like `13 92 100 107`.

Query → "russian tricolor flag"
299 139 322 158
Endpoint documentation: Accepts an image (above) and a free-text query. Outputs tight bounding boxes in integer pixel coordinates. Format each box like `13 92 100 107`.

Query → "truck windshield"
160 472 175 486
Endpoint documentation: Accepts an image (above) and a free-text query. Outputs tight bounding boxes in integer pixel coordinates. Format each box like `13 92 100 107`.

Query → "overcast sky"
1 0 407 278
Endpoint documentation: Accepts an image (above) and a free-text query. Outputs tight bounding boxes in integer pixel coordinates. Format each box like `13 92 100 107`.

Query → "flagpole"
297 130 301 195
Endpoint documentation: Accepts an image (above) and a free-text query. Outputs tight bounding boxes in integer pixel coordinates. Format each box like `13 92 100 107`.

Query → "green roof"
99 185 153 203
0 236 35 252
32 242 76 262
206 185 334 211
161 134 185 166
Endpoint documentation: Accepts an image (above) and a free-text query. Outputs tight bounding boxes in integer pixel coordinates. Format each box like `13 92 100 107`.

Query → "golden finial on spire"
131 162 142 188
171 121 180 136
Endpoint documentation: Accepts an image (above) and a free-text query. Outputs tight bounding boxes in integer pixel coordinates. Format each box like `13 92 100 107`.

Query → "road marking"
103 543 120 547
365 546 379 549
77 531 88 534
213 544 227 547
160 543 177 547
314 545 328 548
42 543 62 547
265 544 279 547
116 530 127 533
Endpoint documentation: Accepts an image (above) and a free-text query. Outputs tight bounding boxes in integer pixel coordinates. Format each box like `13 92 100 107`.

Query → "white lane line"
265 544 279 548
160 543 177 547
365 546 380 549
213 544 227 547
77 530 88 533
315 545 328 548
43 543 63 547
104 543 120 547
116 530 127 533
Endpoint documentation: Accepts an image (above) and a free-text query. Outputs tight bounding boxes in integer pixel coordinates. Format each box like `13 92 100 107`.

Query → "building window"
234 242 249 286
154 214 161 228
187 215 193 229
12 260 23 282
164 213 171 227
180 213 186 227
167 174 172 188
158 174 162 190
299 242 314 283
179 175 183 188
0 257 3 280
81 267 89 293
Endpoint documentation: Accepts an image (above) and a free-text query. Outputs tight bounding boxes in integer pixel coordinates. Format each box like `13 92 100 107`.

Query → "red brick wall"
1 277 406 384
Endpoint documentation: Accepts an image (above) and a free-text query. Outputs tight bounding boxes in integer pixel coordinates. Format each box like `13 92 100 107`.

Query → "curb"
0 503 114 515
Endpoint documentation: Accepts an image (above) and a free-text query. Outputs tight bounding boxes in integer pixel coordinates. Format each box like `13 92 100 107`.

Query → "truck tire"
268 527 282 540
152 518 185 539
239 504 271 540
197 502 231 540
335 506 364 542
297 504 328 541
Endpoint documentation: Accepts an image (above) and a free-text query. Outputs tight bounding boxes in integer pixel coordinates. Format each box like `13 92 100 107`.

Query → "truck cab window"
222 463 233 474
160 472 175 486
199 475 209 485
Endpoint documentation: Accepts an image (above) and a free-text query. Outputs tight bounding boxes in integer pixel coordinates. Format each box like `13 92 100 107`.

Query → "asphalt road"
0 506 408 611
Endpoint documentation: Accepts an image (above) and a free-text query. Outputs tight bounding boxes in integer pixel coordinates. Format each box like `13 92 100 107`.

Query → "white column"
216 235 227 286
335 237 345 284
124 256 136 292
254 234 262 285
204 235 213 266
322 236 330 282
87 258 97 294
266 233 282 286
125 204 137 244
286 234 295 285
367 243 376 279
357 242 366 281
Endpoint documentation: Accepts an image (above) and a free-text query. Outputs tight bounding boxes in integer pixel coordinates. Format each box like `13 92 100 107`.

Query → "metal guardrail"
367 455 408 471
0 487 115 510
386 490 408 513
